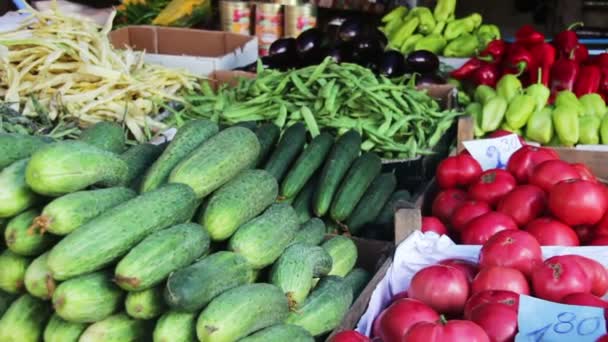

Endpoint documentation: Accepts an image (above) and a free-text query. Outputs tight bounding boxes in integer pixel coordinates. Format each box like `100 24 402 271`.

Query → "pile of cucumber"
0 120 383 342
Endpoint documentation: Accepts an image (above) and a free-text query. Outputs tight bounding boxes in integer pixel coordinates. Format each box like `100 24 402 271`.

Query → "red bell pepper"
504 44 534 76
477 40 509 65
471 63 499 87
550 58 579 95
596 53 608 68
529 43 556 86
515 25 545 46
574 65 601 96
554 22 584 58
574 44 589 63
450 58 484 80
599 67 608 94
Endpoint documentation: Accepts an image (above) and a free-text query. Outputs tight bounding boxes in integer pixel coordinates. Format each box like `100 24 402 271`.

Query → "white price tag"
462 134 523 171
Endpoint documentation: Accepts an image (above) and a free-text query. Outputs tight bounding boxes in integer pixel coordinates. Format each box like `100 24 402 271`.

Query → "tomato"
469 303 518 342
436 154 483 189
471 266 530 295
421 216 448 236
487 129 527 145
438 259 479 283
408 265 470 315
575 225 595 245
590 236 608 246
330 330 371 342
450 201 492 233
431 189 469 223
461 212 518 245
468 169 517 207
524 217 580 246
560 292 608 308
531 255 593 302
496 184 546 226
571 255 608 297
376 298 440 342
464 290 520 320
506 145 558 183
595 212 608 237
403 318 490 342
548 179 608 226
478 230 542 276
391 290 409 303
529 159 581 192
598 335 608 342
572 163 598 183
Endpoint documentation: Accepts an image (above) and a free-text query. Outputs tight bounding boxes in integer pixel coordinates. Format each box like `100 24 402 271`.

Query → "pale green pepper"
496 74 522 102
400 34 424 54
555 90 584 116
474 85 497 105
443 13 483 40
525 107 553 144
579 115 601 145
410 7 436 35
481 96 508 132
505 94 536 129
433 0 456 22
552 106 580 146
466 102 484 137
390 17 420 46
525 83 551 113
443 34 479 57
500 122 523 136
579 93 607 117
601 115 608 144
414 34 447 54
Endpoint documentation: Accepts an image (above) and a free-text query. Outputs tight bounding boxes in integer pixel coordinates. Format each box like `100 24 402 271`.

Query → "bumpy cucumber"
322 236 358 277
5 209 57 256
0 294 52 342
292 218 326 246
115 223 209 291
141 119 219 193
25 141 130 196
24 252 56 300
345 173 397 235
254 123 281 167
48 183 198 280
0 250 30 293
120 143 164 188
0 291 16 317
79 313 150 342
153 311 197 342
264 122 307 182
240 324 314 342
201 169 278 241
344 268 371 301
0 159 39 218
0 133 52 169
125 285 165 320
43 314 87 342
80 122 126 153
292 177 316 223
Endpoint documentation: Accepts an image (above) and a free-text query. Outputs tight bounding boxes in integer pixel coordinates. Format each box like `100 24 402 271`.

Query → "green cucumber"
0 294 52 342
79 313 150 342
254 123 281 167
322 236 358 277
141 119 219 193
5 209 57 256
280 132 334 198
0 250 30 293
292 218 326 246
229 203 299 269
165 251 254 312
285 276 352 336
0 159 39 218
374 190 412 226
313 130 361 217
0 291 16 317
153 311 197 342
169 126 260 199
344 268 371 301
125 286 165 320
330 152 382 222
24 252 56 300
240 324 314 342
196 283 289 342
264 122 307 182
52 271 124 323
79 122 126 153
345 173 397 235
115 223 209 291
31 187 137 236
201 169 278 241
292 177 316 224
0 133 53 169
25 141 129 196
120 143 164 188
43 314 87 342
48 183 198 280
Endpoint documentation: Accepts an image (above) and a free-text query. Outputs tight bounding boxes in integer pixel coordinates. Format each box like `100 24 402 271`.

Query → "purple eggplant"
269 38 297 58
352 37 383 65
377 50 406 78
338 19 365 42
327 43 355 64
415 73 446 86
406 50 440 74
370 28 389 50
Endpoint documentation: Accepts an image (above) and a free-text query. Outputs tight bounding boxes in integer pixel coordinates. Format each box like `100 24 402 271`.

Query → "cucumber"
229 203 299 269
0 133 52 169
47 183 198 280
25 141 130 196
329 152 382 222
285 276 352 336
201 169 278 241
165 251 254 312
153 311 197 342
79 313 150 342
374 189 412 226
79 122 126 153
43 314 87 342
0 250 30 293
254 123 281 167
344 268 371 301
52 270 124 323
125 285 165 320
169 126 260 199
240 324 314 342
5 209 57 256
264 122 307 182
24 252 55 300
115 222 209 291
280 132 334 198
322 236 358 277
313 130 361 217
0 291 16 317
0 159 39 218
292 218 326 246
0 294 52 342
31 187 137 236
196 283 289 342
292 177 316 224
140 119 219 193
120 143 164 188
345 173 397 235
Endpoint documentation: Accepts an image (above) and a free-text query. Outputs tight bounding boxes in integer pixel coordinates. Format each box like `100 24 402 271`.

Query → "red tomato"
450 201 492 233
599 334 608 342
590 236 608 245
421 216 448 236
571 255 608 297
330 331 371 342
496 184 546 226
548 179 608 226
524 217 580 246
431 189 469 223
469 303 518 342
471 266 530 295
461 212 519 245
572 163 598 183
464 290 520 320
391 290 409 303
478 230 542 276
560 292 608 308
506 145 558 183
376 298 440 342
529 159 581 192
531 255 593 302
574 225 595 245
408 265 470 315
438 259 479 283
403 319 490 342
595 212 608 237
468 169 517 207
487 129 527 145
436 154 483 189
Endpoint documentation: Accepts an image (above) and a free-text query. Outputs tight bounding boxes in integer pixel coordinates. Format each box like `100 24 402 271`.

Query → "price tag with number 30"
462 134 523 171
515 295 607 342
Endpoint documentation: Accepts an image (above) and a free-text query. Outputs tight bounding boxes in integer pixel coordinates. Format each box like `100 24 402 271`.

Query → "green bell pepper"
474 85 497 105
410 7 436 35
496 74 522 102
400 34 424 54
414 34 447 54
579 93 607 117
458 92 472 107
481 96 508 132
525 83 551 113
601 115 608 144
552 106 580 146
505 94 536 129
443 33 479 57
478 33 496 50
390 17 420 46
525 107 553 144
381 6 407 23
466 102 484 137
477 24 501 40
500 122 523 136
555 90 584 116
433 0 456 22
579 115 601 145
443 13 483 41
384 17 405 37
433 21 447 35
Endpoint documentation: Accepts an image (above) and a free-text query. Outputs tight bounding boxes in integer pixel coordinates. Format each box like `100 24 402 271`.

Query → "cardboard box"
109 26 258 77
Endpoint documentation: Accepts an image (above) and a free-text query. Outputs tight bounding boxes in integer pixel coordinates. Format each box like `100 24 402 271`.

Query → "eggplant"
406 50 440 74
327 43 355 64
370 28 389 50
269 38 297 58
352 37 383 65
296 28 325 55
377 51 406 78
236 55 285 72
415 73 446 86
338 19 365 42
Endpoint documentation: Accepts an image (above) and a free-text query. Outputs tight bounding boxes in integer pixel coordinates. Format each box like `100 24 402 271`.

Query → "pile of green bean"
178 58 462 159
